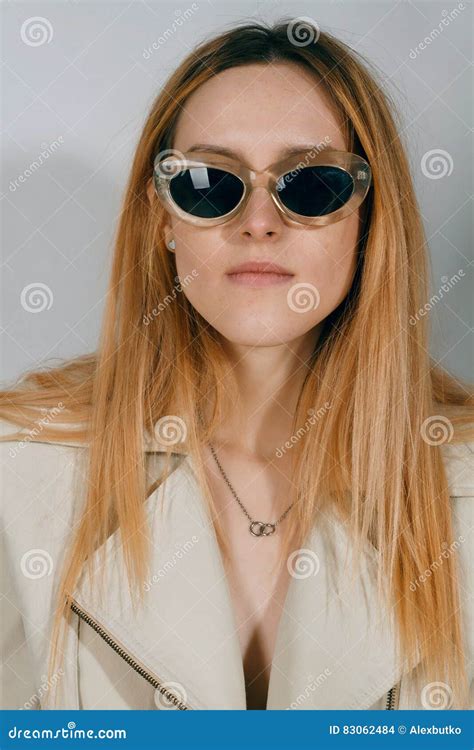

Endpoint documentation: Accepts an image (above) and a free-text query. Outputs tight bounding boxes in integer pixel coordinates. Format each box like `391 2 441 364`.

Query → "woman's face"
148 62 363 348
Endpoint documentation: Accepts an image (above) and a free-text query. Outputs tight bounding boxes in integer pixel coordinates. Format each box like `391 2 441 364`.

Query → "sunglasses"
153 149 372 227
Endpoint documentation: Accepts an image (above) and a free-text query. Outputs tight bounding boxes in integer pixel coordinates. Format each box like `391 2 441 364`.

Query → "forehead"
172 62 348 167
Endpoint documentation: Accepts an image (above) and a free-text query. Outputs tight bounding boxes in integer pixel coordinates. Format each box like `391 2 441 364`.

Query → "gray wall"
1 1 472 381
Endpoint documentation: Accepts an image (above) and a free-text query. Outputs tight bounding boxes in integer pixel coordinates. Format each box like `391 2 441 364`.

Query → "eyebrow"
186 143 330 159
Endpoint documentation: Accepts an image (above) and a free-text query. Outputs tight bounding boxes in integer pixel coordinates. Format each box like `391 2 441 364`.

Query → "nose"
236 185 283 241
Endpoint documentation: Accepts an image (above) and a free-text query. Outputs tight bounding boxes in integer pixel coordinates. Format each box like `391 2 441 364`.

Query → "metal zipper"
70 597 399 712
385 682 399 710
69 598 189 710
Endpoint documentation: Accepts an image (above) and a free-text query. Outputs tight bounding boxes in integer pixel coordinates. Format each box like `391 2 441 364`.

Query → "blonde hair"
1 20 473 708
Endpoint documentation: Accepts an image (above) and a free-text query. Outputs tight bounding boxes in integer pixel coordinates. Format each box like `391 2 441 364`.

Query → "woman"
1 20 473 711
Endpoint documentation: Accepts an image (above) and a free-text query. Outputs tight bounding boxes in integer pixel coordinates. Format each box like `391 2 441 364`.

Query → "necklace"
208 443 295 537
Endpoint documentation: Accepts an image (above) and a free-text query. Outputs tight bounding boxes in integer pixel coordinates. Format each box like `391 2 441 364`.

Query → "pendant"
249 520 276 537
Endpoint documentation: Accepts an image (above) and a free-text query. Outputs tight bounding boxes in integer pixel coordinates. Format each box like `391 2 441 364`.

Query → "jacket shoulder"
0 415 87 448
440 437 474 497
440 438 474 677
440 438 474 549
0 417 88 708
0 417 88 532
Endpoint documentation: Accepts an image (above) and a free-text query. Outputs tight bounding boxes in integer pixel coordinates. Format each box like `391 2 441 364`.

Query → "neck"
211 326 321 461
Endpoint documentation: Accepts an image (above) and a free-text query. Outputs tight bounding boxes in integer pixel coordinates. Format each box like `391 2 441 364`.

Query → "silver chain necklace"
209 443 295 537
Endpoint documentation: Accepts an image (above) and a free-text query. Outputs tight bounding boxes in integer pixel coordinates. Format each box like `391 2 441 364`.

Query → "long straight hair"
1 20 473 707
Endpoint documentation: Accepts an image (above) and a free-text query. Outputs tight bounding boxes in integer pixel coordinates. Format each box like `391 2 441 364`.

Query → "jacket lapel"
266 514 406 709
70 442 412 710
71 451 247 710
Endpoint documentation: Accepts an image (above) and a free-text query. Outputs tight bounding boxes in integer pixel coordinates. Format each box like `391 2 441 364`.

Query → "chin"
212 323 300 348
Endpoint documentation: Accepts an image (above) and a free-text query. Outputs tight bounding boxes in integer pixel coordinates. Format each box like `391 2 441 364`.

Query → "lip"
226 260 293 275
226 260 294 288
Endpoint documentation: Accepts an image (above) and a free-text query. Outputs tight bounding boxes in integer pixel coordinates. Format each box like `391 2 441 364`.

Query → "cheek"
171 220 360 346
303 223 359 314
171 227 218 292
171 228 226 319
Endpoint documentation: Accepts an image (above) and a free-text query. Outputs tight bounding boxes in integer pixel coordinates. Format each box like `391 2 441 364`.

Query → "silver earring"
167 239 176 250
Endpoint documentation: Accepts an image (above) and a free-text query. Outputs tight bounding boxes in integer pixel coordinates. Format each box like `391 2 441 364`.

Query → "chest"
224 538 292 709
202 450 296 709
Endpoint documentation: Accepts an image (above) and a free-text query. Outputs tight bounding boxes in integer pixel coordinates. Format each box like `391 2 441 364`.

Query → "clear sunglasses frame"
153 149 372 227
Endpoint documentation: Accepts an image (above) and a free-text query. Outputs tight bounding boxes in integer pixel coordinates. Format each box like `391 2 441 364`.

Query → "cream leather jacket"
1 418 473 711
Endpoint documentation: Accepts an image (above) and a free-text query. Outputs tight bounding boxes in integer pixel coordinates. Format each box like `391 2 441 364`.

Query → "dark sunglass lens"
278 166 354 217
169 167 244 218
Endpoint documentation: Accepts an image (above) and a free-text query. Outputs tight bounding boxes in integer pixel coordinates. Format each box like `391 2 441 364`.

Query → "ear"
146 177 175 251
146 177 155 206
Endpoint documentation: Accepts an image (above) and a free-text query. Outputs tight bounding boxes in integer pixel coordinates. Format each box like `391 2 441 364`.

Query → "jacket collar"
69 448 411 710
23 424 187 454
